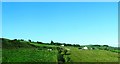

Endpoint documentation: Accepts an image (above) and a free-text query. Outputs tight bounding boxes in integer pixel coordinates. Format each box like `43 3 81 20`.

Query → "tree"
54 42 62 46
51 40 54 45
20 39 24 41
13 39 17 41
75 44 80 47
37 41 43 44
57 53 65 63
28 39 31 42
13 39 19 43
63 49 68 55
66 44 72 46
103 45 109 47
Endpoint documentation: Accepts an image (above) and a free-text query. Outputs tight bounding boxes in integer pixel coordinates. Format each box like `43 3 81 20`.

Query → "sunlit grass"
2 48 58 62
64 47 118 62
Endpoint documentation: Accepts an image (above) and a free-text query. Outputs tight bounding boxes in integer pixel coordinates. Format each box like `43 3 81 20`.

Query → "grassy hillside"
3 48 58 62
2 38 58 62
1 38 119 63
64 47 118 62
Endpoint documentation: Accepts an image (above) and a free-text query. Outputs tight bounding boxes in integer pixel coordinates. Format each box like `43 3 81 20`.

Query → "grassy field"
2 48 58 62
2 44 119 62
1 38 119 63
64 46 118 62
29 43 58 47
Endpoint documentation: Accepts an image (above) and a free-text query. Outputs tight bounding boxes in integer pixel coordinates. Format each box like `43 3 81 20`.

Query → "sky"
2 0 119 2
2 2 118 47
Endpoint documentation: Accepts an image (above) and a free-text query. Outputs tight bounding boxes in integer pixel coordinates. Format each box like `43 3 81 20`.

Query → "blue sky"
2 2 118 47
2 0 119 2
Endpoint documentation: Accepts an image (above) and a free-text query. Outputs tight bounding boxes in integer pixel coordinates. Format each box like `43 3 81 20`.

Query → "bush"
37 41 43 44
63 49 67 55
28 39 31 42
78 48 82 49
57 53 65 63
51 40 54 45
38 48 42 50
66 57 71 62
58 49 62 53
43 46 47 48
66 52 71 55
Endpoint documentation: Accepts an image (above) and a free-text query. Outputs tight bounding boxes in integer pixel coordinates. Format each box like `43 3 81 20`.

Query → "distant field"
64 47 118 62
29 43 58 47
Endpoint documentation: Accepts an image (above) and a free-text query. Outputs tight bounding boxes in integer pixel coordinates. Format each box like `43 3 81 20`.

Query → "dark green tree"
20 39 24 41
28 39 31 42
103 45 109 47
37 41 43 44
51 40 54 45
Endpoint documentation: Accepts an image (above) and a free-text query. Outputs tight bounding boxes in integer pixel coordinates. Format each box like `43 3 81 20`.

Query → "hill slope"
1 38 119 63
64 46 118 62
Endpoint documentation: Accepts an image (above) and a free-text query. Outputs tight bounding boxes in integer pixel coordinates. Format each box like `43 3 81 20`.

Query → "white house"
61 45 64 46
82 46 88 50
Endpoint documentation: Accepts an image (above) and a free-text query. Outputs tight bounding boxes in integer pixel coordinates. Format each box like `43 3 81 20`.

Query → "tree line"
1 38 119 51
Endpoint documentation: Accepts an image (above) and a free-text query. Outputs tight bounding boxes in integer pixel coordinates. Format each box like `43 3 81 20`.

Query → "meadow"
2 48 58 62
1 38 119 64
64 46 118 62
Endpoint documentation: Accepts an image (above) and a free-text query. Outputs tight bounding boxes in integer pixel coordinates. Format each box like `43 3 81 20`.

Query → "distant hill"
1 38 35 49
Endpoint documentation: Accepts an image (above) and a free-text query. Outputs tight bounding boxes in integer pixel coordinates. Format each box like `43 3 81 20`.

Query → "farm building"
82 46 88 50
61 45 64 46
78 46 93 50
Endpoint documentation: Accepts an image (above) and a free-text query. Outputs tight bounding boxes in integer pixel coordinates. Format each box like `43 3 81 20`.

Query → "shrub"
38 48 42 50
57 53 65 63
37 41 43 44
43 46 47 48
63 49 68 55
51 40 54 45
66 57 71 62
28 39 31 42
58 49 62 53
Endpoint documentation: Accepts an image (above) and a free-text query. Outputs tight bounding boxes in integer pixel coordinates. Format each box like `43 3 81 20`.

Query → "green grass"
2 44 119 62
111 50 120 53
29 43 58 47
0 48 2 63
64 46 118 62
2 39 59 62
2 38 119 62
2 48 58 62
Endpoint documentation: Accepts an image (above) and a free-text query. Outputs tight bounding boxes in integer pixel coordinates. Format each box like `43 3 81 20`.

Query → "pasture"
1 38 119 63
64 46 118 62
2 48 58 62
